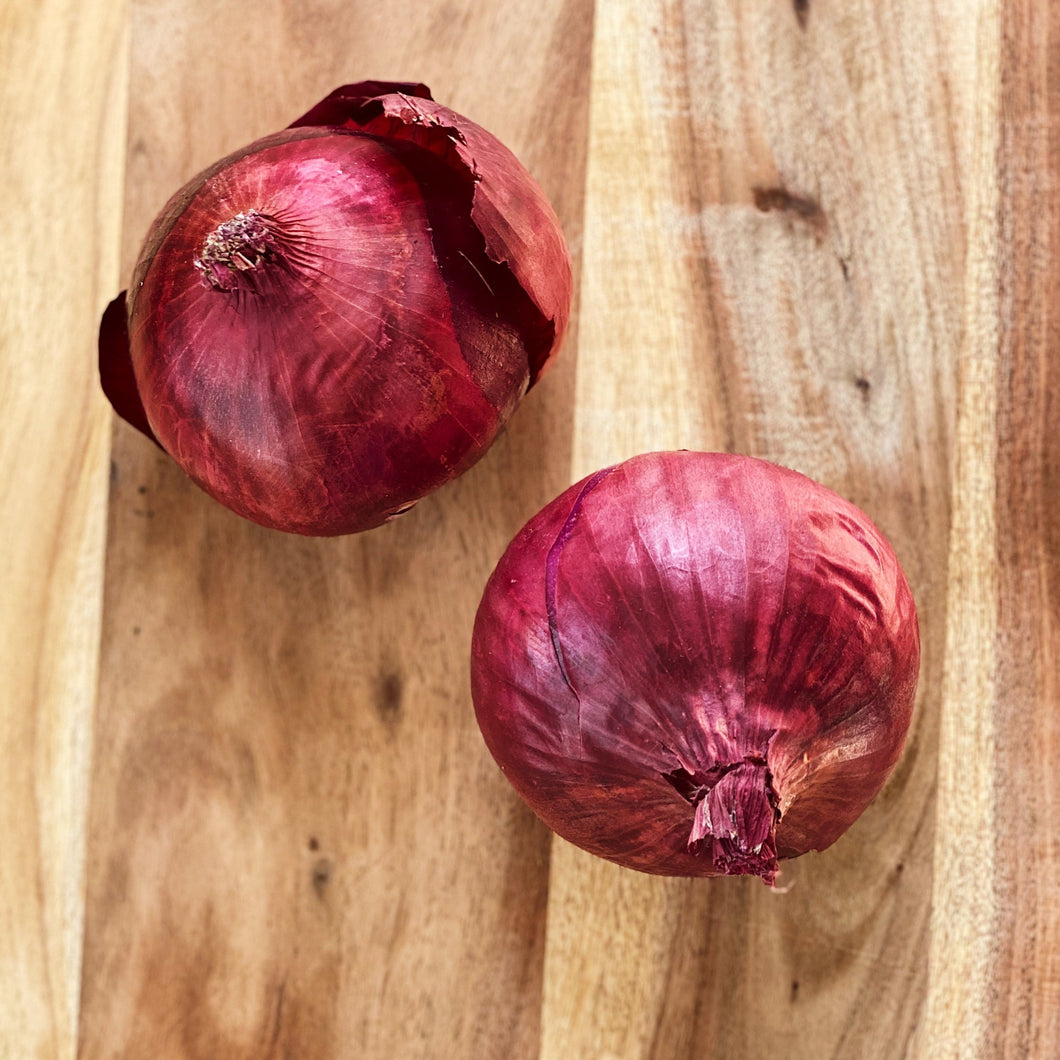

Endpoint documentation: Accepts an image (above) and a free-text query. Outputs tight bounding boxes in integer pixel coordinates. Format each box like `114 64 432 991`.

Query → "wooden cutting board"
4 1 1059 1057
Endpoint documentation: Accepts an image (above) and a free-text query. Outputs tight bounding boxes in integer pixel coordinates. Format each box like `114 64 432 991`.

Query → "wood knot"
752 185 826 237
376 670 404 724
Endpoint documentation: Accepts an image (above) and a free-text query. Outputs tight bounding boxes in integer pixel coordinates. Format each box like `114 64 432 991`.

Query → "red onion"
99 82 571 535
471 452 919 884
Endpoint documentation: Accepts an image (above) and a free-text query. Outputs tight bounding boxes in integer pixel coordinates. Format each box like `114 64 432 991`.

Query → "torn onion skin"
470 451 920 885
99 82 571 535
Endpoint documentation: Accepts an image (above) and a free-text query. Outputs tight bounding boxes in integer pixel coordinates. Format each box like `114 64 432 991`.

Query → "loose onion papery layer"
288 82 571 383
471 451 920 883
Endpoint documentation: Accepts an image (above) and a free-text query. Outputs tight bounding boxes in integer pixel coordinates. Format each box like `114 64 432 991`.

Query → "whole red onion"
99 82 571 535
471 452 920 884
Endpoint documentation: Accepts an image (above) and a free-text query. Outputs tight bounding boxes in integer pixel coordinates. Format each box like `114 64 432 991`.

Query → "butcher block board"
3 1 1057 1057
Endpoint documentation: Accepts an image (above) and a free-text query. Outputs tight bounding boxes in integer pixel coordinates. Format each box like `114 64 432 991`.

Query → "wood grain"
989 5 1060 1048
919 4 1001 1056
0 2 127 1058
77 2 592 1058
923 1 1060 1055
542 2 969 1057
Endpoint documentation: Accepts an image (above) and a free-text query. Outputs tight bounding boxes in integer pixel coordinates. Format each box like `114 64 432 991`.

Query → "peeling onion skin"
470 451 920 884
99 82 571 535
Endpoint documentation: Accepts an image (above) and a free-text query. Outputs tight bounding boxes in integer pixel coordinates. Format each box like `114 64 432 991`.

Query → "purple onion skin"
470 452 920 884
99 83 571 536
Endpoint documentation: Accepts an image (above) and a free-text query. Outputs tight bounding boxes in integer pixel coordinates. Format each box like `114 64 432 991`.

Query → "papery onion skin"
470 451 920 884
99 82 571 535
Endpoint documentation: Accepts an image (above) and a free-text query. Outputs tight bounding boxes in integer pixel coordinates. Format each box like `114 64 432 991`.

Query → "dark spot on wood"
752 185 826 235
838 254 851 281
791 979 800 1001
794 0 810 29
308 836 319 852
312 857 333 897
138 485 148 494
855 375 871 401
895 861 904 874
132 625 141 636
377 670 404 723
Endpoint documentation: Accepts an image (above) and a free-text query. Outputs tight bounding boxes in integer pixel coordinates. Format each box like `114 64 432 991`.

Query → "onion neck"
194 210 288 292
688 760 780 884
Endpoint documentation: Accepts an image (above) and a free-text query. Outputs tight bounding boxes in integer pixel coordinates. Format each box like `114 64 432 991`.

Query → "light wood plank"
77 2 592 1058
918 4 1001 1056
0 3 128 1058
923 1 1060 1054
543 2 970 1056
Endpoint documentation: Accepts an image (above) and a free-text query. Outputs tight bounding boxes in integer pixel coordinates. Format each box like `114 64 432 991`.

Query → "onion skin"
470 451 920 884
99 82 571 535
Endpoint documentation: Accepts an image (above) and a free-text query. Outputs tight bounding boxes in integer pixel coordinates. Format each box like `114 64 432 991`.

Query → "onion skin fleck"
470 451 920 884
99 82 571 536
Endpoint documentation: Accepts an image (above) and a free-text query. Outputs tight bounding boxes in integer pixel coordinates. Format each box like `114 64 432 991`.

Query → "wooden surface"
0 1 127 1057
3 0 1059 1057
